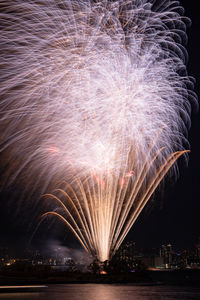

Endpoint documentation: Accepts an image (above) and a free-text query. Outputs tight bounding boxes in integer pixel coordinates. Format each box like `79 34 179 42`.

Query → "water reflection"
0 292 40 299
0 284 200 300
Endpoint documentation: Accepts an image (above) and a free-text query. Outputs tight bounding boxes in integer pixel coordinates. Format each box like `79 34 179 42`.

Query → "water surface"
0 284 199 300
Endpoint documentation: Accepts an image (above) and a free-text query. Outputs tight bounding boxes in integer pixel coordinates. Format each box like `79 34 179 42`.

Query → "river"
0 284 200 299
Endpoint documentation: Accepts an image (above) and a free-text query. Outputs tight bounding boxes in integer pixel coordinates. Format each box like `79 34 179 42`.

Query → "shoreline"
0 269 199 286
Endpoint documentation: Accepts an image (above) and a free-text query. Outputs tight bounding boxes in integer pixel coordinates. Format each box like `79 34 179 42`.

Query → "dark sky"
130 0 200 250
0 0 199 256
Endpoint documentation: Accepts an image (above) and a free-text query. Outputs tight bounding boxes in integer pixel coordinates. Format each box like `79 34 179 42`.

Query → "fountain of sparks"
42 147 188 262
0 1 197 262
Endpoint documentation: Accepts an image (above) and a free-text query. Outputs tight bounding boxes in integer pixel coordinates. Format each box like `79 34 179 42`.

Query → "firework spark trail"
0 1 197 261
42 149 189 261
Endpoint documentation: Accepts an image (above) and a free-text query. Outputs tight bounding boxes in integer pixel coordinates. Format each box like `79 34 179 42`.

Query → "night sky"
0 0 199 256
129 0 200 250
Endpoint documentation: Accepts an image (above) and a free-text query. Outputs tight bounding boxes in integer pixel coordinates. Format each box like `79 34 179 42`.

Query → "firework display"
0 0 196 261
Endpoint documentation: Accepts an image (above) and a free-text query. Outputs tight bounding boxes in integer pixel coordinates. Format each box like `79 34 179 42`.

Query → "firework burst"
0 0 197 261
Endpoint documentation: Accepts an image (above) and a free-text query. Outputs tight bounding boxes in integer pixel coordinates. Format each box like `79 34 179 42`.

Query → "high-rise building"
115 241 136 263
160 243 172 268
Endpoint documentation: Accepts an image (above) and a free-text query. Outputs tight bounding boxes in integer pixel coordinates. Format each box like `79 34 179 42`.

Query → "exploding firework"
0 0 197 261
